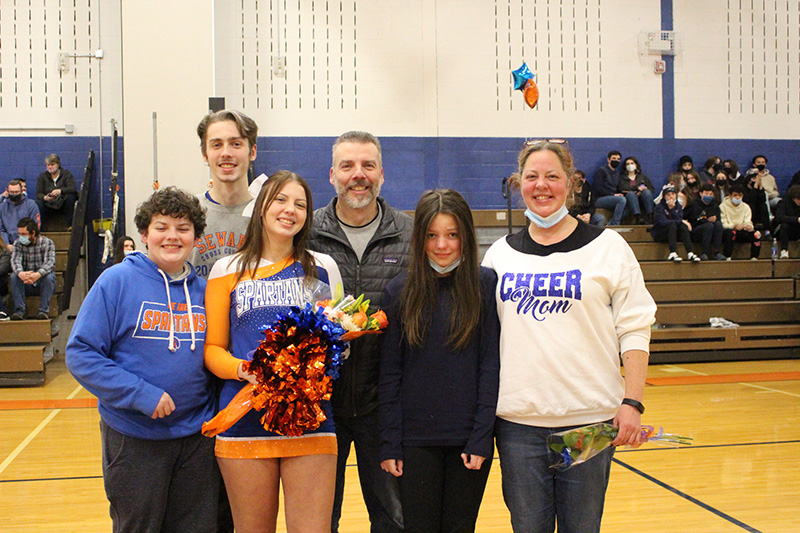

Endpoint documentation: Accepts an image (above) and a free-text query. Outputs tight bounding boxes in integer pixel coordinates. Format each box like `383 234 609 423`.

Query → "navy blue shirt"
378 267 500 461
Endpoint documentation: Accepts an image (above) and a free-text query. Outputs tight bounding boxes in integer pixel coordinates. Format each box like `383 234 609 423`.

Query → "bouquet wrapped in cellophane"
548 423 692 470
202 284 388 438
314 284 388 343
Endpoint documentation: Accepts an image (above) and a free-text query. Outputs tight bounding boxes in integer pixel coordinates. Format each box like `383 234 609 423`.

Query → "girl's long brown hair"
234 170 318 284
400 189 482 351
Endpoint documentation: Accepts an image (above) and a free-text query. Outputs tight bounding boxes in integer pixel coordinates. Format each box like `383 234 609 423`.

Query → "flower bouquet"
547 423 692 470
202 286 388 438
315 285 388 343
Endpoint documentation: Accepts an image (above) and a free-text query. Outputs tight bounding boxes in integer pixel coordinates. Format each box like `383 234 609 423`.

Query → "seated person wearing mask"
9 217 55 320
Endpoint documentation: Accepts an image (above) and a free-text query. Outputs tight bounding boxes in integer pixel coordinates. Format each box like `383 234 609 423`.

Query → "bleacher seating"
0 231 70 386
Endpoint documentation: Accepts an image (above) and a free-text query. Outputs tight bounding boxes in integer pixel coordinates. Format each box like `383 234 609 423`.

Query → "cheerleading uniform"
204 252 342 459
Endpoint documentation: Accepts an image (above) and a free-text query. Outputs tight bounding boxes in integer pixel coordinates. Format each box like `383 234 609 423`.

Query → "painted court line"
0 398 97 410
613 458 763 533
0 385 84 476
646 371 800 386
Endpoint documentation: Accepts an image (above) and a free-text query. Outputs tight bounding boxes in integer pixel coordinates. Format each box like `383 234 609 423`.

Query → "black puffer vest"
309 197 413 418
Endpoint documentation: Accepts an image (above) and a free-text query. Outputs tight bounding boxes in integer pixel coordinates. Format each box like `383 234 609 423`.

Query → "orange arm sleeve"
204 274 241 380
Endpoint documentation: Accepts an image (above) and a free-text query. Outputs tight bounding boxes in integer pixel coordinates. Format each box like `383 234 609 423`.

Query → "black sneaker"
36 312 50 320
10 313 24 321
0 311 9 321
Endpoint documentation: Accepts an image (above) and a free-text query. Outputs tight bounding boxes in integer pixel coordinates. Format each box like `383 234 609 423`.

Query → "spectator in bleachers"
9 217 55 320
771 185 800 259
698 155 721 183
0 180 40 249
0 178 29 204
743 169 771 236
568 170 605 227
654 172 689 208
618 156 655 224
684 170 701 204
720 184 762 260
749 155 780 209
678 155 694 177
35 154 78 228
591 150 626 226
788 169 800 190
113 235 136 264
684 183 726 261
0 180 41 315
723 159 743 186
650 186 701 262
713 170 730 202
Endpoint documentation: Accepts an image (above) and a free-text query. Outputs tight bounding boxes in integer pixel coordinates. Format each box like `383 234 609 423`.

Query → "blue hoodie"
0 196 40 244
66 251 215 440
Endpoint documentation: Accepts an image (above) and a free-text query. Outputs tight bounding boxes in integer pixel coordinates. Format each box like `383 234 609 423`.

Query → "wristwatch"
621 398 645 414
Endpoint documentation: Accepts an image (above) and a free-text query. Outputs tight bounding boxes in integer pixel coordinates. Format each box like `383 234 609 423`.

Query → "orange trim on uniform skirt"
646 372 800 386
0 398 98 410
215 434 337 459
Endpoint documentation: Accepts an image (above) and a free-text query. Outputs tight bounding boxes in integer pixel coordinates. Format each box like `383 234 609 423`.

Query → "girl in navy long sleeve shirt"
379 189 499 532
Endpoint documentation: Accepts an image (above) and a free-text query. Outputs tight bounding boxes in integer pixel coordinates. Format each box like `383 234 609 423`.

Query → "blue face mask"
701 195 713 204
17 235 30 245
731 197 742 206
525 205 569 229
428 256 461 274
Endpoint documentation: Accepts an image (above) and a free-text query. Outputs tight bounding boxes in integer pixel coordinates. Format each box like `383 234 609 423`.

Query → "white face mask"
626 164 636 173
525 205 569 229
124 249 135 256
428 256 461 274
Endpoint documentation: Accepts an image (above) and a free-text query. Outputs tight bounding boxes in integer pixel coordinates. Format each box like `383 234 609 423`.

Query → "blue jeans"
623 189 654 216
594 195 626 225
332 410 403 532
11 271 56 314
589 212 605 227
495 418 614 533
690 220 723 256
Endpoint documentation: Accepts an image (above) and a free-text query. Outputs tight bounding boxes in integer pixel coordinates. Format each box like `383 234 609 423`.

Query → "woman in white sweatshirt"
482 140 657 533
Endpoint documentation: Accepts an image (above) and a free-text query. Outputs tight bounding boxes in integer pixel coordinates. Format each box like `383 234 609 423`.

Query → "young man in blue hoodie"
66 187 219 532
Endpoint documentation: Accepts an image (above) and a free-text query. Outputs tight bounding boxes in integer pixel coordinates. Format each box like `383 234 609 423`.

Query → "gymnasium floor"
1 356 798 532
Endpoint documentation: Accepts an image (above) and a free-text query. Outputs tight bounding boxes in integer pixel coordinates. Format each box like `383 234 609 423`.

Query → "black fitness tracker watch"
621 398 645 414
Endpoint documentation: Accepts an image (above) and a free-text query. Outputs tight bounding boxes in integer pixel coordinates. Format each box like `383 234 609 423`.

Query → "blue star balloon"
512 62 533 91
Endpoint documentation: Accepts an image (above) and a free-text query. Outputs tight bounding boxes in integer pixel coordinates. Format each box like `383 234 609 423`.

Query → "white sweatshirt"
482 223 656 427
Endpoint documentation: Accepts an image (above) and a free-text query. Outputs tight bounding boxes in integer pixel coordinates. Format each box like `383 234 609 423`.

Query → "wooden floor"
1 356 799 532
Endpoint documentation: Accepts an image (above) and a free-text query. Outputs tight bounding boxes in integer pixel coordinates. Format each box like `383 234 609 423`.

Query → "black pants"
100 421 219 533
777 223 800 250
690 221 723 255
399 445 492 533
723 228 761 258
0 251 10 311
332 411 403 532
652 223 694 254
36 192 77 226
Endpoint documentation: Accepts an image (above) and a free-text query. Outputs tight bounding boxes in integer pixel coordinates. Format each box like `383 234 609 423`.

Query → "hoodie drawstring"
183 277 196 351
157 268 197 352
157 269 178 352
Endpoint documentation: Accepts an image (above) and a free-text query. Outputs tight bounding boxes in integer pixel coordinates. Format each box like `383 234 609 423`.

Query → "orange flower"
352 311 368 329
371 310 388 329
